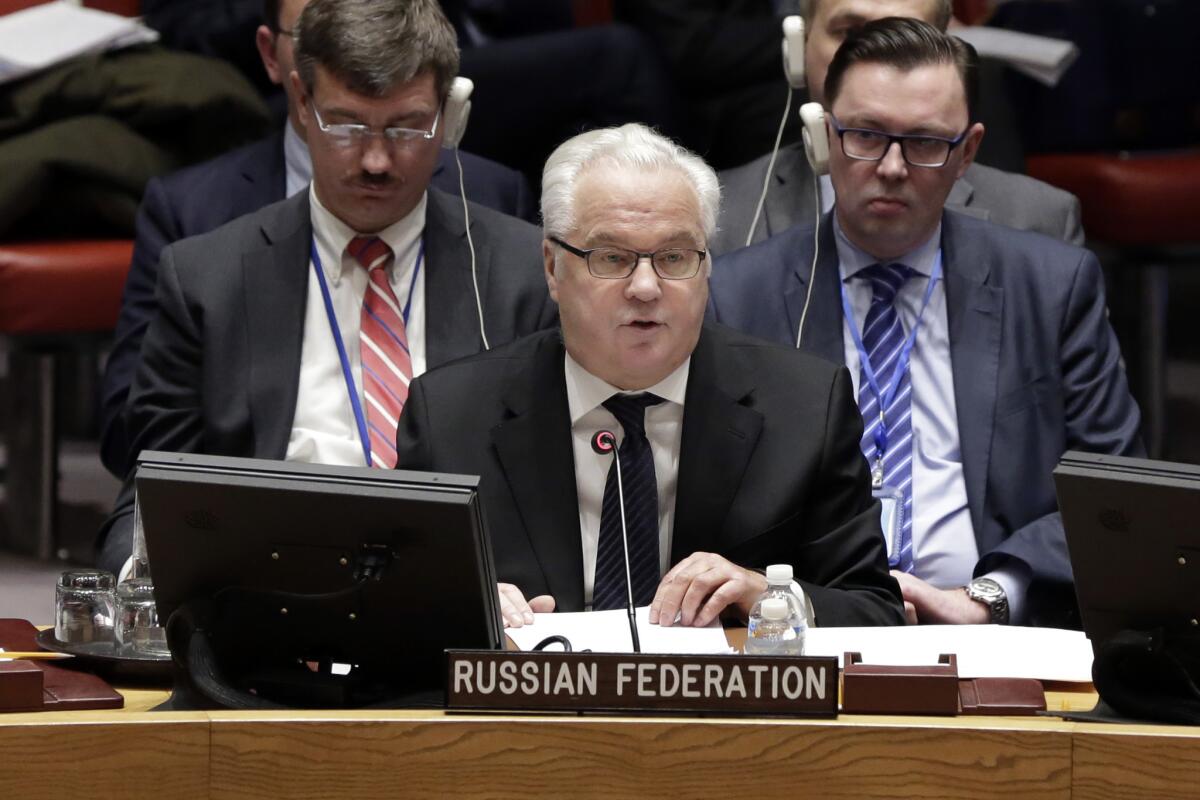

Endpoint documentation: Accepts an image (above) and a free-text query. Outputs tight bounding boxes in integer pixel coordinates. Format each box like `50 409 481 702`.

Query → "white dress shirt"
283 120 311 199
285 185 428 467
565 354 689 609
834 217 1030 622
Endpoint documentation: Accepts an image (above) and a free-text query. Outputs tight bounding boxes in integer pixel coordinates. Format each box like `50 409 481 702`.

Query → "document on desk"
504 607 733 655
805 625 1093 683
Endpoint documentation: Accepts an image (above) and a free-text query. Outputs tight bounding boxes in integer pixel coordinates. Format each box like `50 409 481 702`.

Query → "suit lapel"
423 189 487 368
764 146 818 239
489 334 585 608
787 214 845 365
244 192 312 459
942 213 1003 537
672 326 764 562
238 131 288 212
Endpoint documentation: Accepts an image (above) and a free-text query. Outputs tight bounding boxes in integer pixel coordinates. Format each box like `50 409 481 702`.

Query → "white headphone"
745 16 806 248
441 76 490 351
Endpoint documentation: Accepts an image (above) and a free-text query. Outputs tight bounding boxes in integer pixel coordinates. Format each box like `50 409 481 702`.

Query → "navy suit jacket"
100 131 536 477
708 211 1144 626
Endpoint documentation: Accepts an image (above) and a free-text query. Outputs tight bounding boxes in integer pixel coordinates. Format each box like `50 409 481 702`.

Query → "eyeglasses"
550 237 706 280
829 114 968 168
310 104 440 149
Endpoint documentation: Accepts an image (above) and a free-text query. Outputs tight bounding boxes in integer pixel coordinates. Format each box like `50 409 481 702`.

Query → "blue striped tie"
593 393 664 611
857 263 915 573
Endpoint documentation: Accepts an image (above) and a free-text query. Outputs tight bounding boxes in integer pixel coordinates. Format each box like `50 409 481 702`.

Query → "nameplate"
446 650 838 716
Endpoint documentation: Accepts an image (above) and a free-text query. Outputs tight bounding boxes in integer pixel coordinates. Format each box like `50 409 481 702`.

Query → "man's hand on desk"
649 552 768 628
498 582 555 628
890 571 990 625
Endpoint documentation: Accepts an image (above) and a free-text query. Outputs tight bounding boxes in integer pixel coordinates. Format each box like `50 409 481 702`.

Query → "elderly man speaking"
395 124 904 630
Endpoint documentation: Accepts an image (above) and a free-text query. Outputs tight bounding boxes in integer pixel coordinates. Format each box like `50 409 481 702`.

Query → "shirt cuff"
979 563 1031 625
790 580 814 628
117 556 135 585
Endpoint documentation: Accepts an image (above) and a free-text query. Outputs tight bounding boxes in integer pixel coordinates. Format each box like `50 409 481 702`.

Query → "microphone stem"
611 442 642 653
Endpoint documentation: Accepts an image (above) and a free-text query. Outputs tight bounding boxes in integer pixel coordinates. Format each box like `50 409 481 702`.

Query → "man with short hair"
98 0 536 479
710 18 1142 627
710 0 1082 255
395 123 905 630
96 0 554 572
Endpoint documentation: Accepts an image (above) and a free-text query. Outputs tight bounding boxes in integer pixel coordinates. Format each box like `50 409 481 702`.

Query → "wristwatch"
965 577 1009 625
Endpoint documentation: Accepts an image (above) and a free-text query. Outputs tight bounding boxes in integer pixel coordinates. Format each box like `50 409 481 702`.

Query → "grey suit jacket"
711 144 1084 256
96 188 556 571
709 210 1142 626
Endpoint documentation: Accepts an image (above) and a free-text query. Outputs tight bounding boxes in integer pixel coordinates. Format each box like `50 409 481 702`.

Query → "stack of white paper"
954 25 1079 87
804 625 1094 682
504 607 733 655
0 1 158 85
507 616 1093 683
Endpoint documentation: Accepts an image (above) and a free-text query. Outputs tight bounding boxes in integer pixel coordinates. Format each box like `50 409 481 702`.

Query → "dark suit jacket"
710 144 1084 256
96 187 555 572
99 131 536 477
709 210 1143 625
394 325 906 627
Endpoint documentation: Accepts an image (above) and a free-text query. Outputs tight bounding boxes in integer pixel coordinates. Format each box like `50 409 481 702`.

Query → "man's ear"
956 122 985 179
543 239 560 303
256 25 283 85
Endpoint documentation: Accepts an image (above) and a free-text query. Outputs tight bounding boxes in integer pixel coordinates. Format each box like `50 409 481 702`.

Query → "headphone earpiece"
442 76 472 149
781 15 806 89
799 102 830 176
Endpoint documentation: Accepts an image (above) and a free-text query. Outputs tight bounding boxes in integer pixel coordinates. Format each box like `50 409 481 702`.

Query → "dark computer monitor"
1054 451 1200 648
135 451 503 701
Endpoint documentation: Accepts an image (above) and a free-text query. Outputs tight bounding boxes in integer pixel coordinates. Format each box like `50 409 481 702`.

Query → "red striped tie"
349 235 411 469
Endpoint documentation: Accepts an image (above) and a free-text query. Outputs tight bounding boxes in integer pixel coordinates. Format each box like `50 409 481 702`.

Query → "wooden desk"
2 683 1198 800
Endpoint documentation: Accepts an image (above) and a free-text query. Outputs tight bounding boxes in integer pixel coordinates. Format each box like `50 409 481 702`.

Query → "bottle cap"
761 598 789 621
765 564 794 584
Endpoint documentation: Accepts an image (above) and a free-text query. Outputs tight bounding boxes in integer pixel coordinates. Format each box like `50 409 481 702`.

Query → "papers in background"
954 26 1079 87
0 1 158 85
805 625 1093 683
504 607 733 655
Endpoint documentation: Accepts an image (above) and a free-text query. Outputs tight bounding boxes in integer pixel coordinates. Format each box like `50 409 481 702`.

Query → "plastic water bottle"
745 598 803 656
746 564 807 655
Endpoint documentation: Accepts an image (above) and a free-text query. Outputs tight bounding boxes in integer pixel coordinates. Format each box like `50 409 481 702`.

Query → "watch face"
968 579 1008 624
969 579 1003 602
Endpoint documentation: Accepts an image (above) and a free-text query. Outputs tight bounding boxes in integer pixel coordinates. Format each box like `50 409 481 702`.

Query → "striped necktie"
857 263 915 573
349 235 411 469
592 393 665 611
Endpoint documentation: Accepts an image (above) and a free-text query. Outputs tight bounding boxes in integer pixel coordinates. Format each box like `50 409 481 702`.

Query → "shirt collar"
284 119 311 192
564 352 690 427
309 185 428 287
833 212 942 283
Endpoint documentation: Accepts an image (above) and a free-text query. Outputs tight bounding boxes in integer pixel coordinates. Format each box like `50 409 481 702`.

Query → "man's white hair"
540 123 721 243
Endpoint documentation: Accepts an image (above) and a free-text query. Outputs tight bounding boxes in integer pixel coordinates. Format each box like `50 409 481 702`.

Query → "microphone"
591 429 641 653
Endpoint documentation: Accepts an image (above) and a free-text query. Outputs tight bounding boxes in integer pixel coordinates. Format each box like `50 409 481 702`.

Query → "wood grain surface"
1073 725 1200 800
5 686 1200 799
207 715 1072 800
0 714 209 800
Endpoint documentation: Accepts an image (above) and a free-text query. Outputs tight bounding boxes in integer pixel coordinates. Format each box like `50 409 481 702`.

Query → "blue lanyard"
840 252 942 473
310 237 424 467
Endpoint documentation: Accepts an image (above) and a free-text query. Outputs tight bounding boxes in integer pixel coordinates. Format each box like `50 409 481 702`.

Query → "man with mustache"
95 0 554 573
98 0 537 481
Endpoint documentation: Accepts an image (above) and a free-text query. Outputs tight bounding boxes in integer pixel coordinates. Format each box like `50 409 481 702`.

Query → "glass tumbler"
115 577 168 656
55 570 116 644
